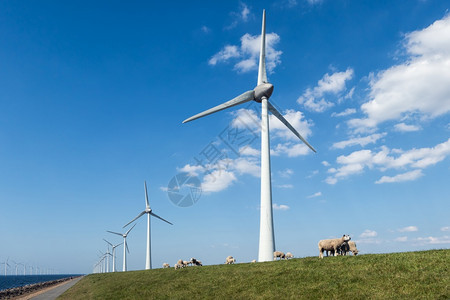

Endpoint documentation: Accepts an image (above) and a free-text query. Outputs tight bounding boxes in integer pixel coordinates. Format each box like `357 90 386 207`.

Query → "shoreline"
0 276 82 299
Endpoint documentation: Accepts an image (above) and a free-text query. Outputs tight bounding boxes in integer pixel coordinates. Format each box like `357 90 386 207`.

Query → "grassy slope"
60 250 449 299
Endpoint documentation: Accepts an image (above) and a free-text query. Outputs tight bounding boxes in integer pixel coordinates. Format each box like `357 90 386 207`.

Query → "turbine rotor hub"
253 83 274 102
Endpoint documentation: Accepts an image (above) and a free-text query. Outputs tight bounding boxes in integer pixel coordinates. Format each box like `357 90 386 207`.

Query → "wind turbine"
123 181 173 270
107 223 136 272
183 9 316 262
104 239 123 272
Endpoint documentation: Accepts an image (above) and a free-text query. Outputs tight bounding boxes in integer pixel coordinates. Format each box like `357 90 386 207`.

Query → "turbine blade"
257 9 267 85
182 90 255 123
123 211 145 228
150 212 173 225
126 223 137 235
268 102 317 153
103 239 113 247
144 181 150 209
107 230 123 237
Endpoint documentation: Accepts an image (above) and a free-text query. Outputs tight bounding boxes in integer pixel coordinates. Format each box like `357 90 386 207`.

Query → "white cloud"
297 69 354 112
209 33 282 74
415 235 450 245
322 161 330 167
273 203 290 210
349 15 450 130
269 109 313 141
278 168 294 178
178 164 205 176
394 123 421 132
332 133 386 149
375 169 423 184
232 157 260 177
307 192 322 198
398 226 418 232
272 142 311 157
209 45 240 65
201 26 211 34
440 226 450 232
276 184 294 189
307 0 323 4
332 108 356 117
202 170 237 193
395 236 408 242
239 146 260 157
225 3 251 30
360 229 377 238
326 138 450 184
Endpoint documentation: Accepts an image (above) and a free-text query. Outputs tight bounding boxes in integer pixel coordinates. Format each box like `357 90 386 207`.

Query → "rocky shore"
0 276 80 299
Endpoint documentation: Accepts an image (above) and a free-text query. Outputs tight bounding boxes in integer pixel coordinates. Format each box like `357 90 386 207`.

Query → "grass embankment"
61 249 449 299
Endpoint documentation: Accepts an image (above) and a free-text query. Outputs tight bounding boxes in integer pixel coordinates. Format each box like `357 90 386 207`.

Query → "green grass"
60 249 449 299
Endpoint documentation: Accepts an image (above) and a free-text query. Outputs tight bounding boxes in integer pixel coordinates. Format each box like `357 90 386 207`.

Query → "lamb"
318 234 351 259
174 263 182 270
225 256 236 264
285 252 294 259
337 241 359 256
273 251 286 260
251 259 256 263
162 263 170 268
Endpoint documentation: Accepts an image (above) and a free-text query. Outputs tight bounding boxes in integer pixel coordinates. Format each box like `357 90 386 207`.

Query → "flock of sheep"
318 235 358 258
161 235 358 269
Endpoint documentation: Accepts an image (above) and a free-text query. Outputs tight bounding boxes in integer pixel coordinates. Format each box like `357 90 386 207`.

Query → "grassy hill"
60 249 449 299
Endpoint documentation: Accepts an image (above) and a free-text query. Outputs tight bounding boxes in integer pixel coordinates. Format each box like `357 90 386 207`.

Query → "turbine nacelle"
253 83 274 102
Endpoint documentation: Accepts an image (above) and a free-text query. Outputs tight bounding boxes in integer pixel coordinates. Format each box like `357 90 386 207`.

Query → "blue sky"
1 0 449 275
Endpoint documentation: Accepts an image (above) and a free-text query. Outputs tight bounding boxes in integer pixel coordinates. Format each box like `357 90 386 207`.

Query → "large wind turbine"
123 181 173 270
107 223 136 272
183 10 316 262
104 239 123 272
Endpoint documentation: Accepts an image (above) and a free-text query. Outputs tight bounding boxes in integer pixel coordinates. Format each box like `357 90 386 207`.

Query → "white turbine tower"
123 181 173 270
107 223 136 272
104 239 123 272
183 9 316 262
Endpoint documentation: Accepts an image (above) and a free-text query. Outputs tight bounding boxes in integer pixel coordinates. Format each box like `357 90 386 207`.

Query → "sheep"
162 263 170 268
174 263 182 270
176 259 189 268
225 256 236 264
337 241 359 256
318 234 351 259
190 258 202 266
251 259 256 263
273 251 286 260
183 260 192 267
285 252 294 259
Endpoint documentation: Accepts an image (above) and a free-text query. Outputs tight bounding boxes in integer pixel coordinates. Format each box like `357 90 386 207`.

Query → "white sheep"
318 234 351 259
174 263 182 270
285 252 294 259
225 256 236 264
273 251 286 260
183 260 191 267
176 259 188 268
251 259 256 263
162 263 170 268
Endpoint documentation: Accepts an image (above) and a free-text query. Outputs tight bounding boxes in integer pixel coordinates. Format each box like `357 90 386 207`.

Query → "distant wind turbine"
104 239 123 272
107 223 136 272
183 9 316 262
123 181 173 270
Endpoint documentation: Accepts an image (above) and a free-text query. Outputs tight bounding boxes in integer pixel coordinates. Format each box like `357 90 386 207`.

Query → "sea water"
0 274 82 291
